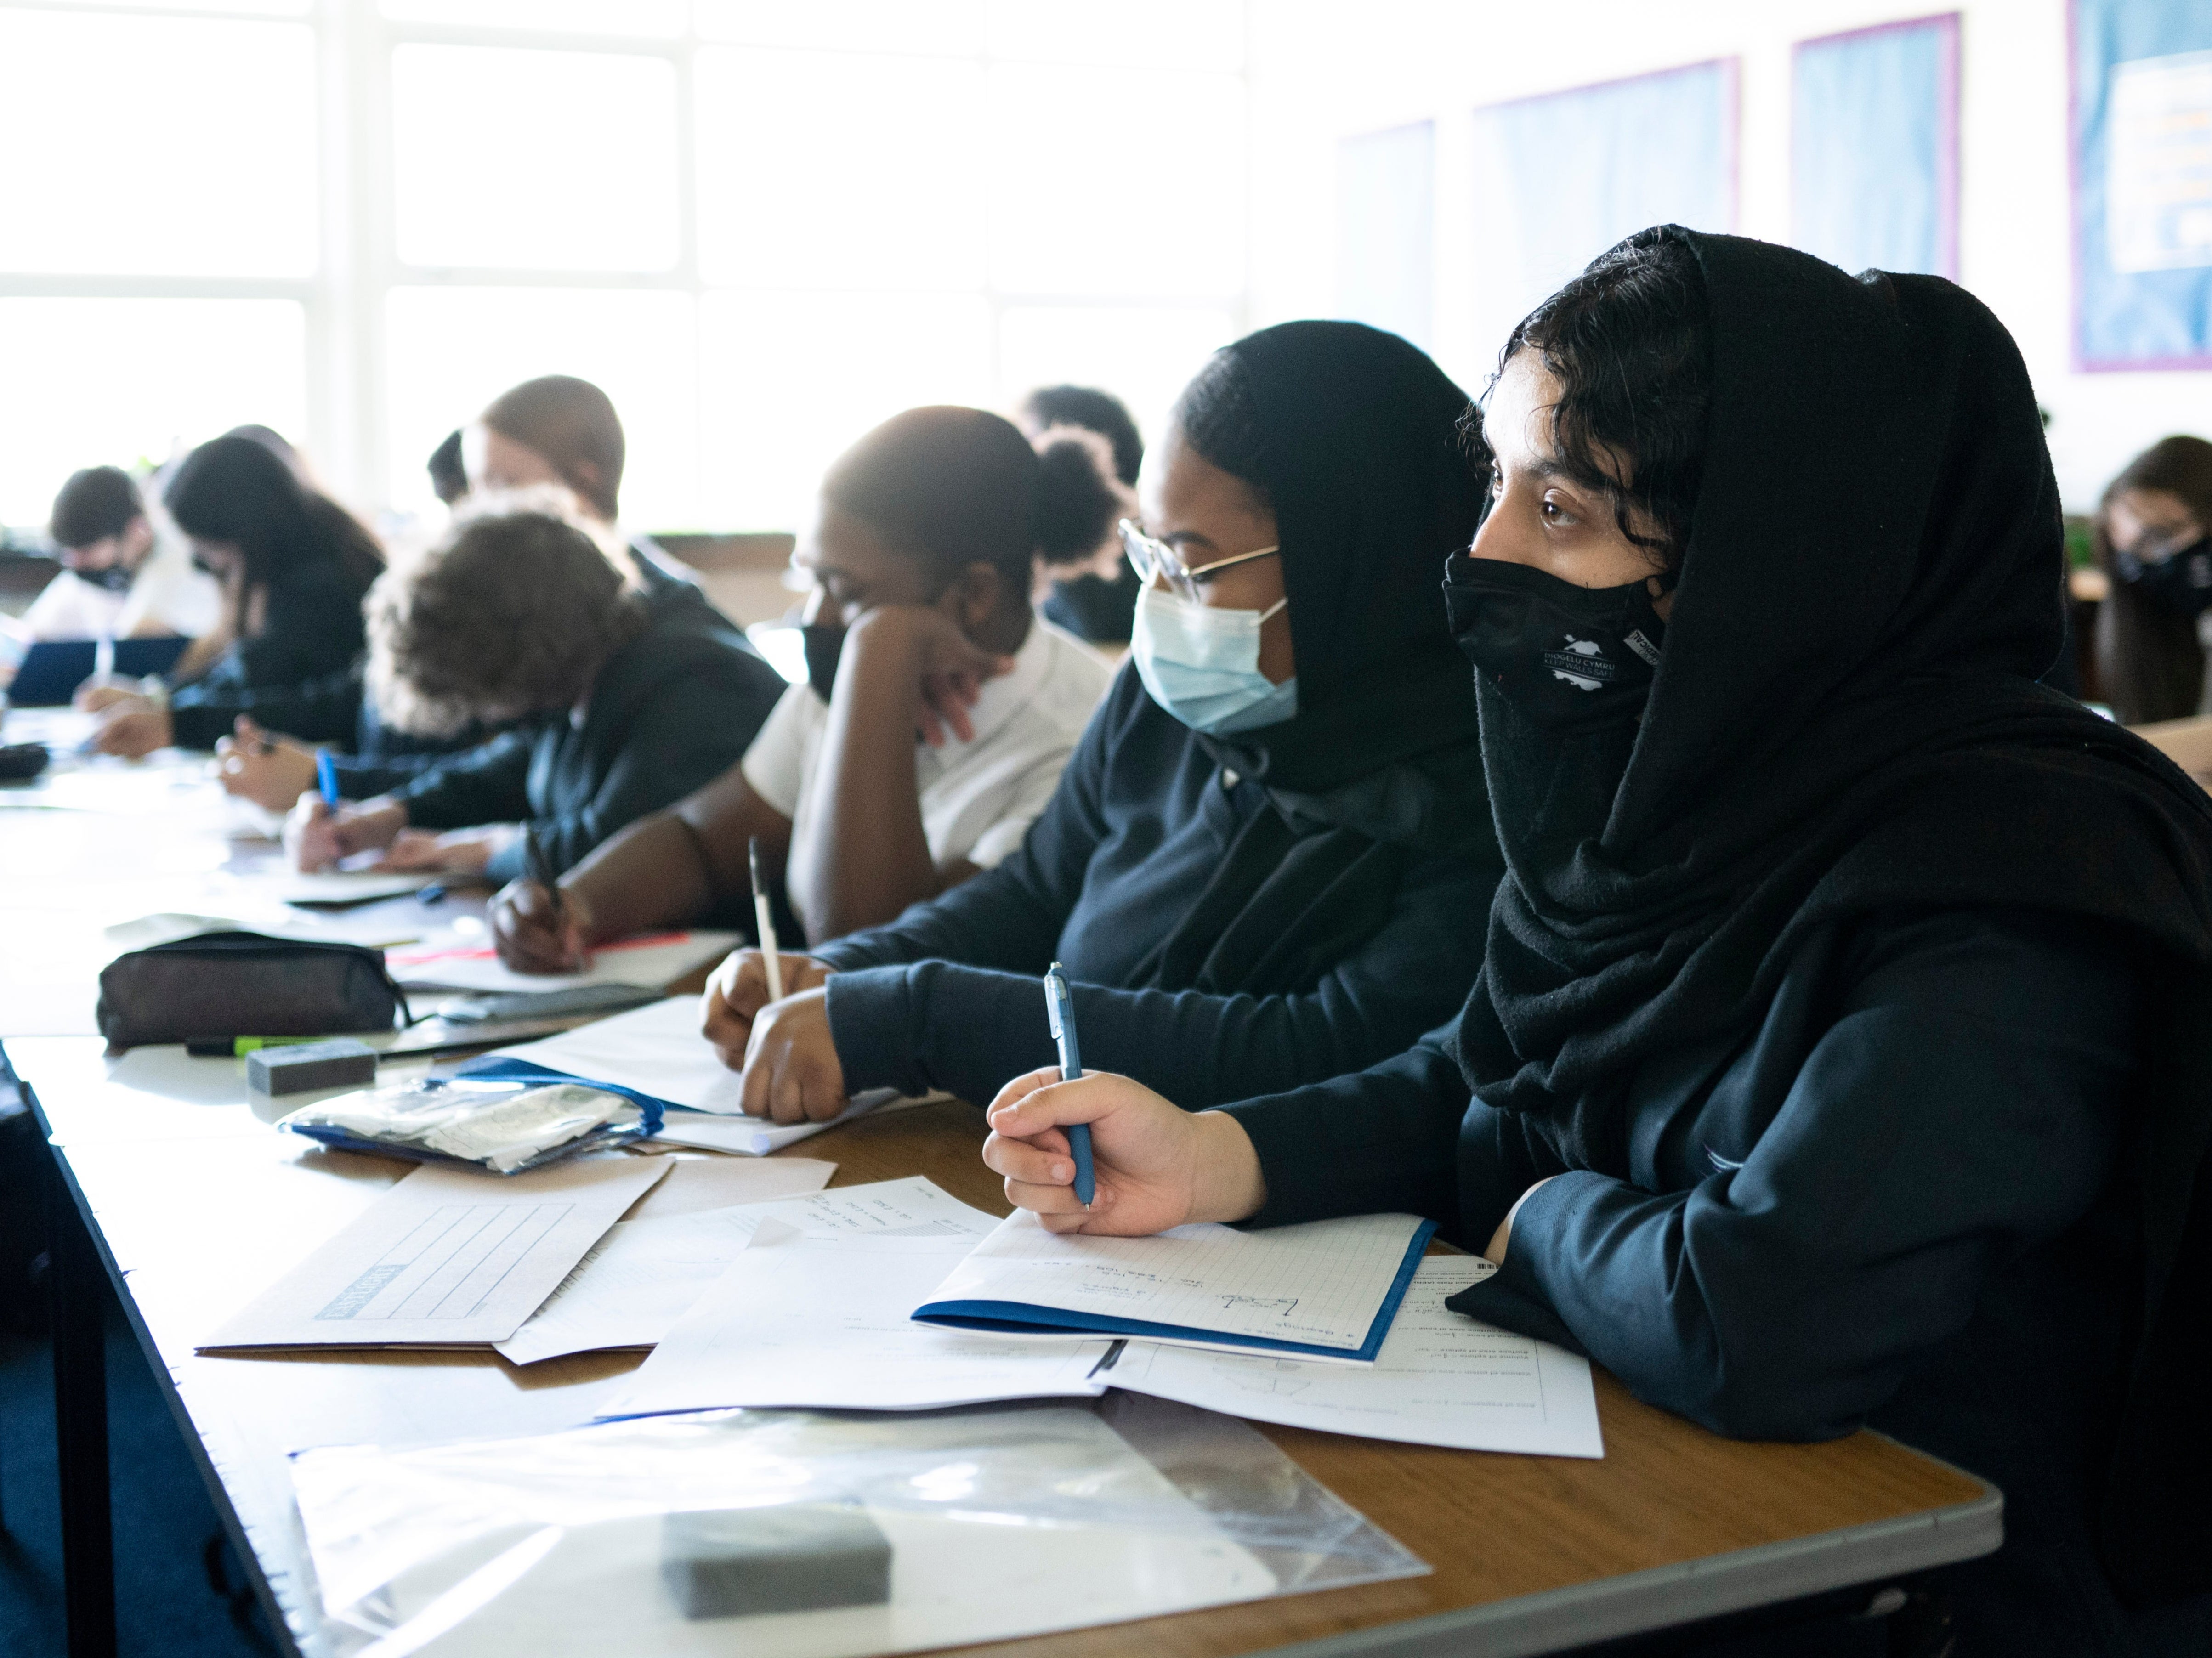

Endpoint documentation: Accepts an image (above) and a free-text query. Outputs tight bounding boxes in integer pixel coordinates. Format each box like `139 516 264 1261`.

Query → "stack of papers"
596 1183 1116 1418
387 930 737 993
500 1177 994 1367
471 996 911 1154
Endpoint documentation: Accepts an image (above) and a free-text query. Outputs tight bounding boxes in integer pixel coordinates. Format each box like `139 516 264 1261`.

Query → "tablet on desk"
9 636 191 707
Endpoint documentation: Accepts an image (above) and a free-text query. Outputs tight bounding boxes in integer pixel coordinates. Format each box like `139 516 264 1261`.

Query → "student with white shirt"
489 405 1120 967
17 465 220 649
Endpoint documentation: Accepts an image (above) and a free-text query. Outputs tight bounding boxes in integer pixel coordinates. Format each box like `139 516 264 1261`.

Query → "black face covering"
801 622 844 704
2113 536 2212 618
1442 554 1666 732
74 561 135 594
1041 565 1141 645
1448 226 2212 1606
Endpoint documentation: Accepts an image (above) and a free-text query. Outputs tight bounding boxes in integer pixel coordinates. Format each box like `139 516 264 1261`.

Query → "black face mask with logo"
2114 536 2212 619
74 561 135 594
1441 552 1669 733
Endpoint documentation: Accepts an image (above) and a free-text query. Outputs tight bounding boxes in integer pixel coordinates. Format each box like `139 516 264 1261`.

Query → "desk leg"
46 1146 118 1658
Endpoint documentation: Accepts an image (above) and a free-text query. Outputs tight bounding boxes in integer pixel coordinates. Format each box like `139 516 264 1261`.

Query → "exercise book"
913 1209 1435 1363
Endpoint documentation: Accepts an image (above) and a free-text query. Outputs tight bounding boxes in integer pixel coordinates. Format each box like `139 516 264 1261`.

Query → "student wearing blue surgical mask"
702 321 1509 1126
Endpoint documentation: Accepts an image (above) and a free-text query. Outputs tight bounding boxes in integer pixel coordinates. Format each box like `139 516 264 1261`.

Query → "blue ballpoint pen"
315 749 341 808
1042 962 1095 1206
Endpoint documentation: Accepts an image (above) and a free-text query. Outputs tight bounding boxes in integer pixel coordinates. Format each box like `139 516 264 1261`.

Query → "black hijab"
1134 321 1499 994
1451 228 2212 1606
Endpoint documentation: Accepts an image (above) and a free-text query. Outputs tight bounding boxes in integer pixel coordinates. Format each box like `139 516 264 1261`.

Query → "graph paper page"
916 1209 1429 1358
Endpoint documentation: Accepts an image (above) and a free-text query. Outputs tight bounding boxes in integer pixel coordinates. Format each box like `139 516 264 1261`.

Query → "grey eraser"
661 1504 892 1620
245 1039 378 1097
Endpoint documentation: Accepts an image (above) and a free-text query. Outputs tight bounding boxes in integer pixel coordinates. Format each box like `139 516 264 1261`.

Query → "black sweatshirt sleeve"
386 730 536 836
1454 911 2141 1442
168 663 364 750
823 850 1501 1110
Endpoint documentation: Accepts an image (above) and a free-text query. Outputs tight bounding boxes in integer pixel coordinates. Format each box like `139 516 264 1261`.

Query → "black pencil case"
96 931 409 1052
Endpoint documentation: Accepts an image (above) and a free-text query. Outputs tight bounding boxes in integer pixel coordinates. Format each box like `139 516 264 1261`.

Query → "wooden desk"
9 1047 1998 1658
0 727 1999 1657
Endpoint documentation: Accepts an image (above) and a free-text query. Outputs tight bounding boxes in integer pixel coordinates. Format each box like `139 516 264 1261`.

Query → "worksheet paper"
914 1209 1435 1362
481 996 907 1148
1109 1258 1605 1458
387 931 737 993
200 1157 669 1351
270 871 434 906
619 1155 836 1220
499 1177 970 1367
596 1192 1116 1418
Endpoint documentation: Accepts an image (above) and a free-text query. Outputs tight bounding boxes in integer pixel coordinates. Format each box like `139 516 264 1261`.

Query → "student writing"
983 229 2212 1655
82 435 384 758
489 406 1119 970
11 465 220 662
286 498 785 880
704 323 1507 1126
215 375 714 810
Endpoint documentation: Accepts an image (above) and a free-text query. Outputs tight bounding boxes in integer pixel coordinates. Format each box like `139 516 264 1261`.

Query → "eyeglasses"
1118 520 1281 604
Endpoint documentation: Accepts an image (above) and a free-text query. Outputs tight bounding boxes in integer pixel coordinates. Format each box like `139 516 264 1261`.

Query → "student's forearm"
560 812 717 942
793 613 941 944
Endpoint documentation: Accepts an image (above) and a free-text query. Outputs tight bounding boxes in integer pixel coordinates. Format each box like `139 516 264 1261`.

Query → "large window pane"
0 12 315 277
39 0 308 16
0 299 306 526
385 288 697 527
997 306 1237 453
392 45 681 272
986 0 1242 71
988 64 1243 297
696 49 986 289
699 291 992 530
695 0 983 55
381 0 685 35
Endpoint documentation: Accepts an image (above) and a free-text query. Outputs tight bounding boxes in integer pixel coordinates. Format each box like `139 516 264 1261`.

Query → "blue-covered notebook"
912 1211 1437 1364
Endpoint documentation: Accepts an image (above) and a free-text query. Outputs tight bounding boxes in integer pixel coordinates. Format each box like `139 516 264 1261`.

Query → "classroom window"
391 45 683 273
0 0 1249 539
0 9 318 278
0 298 308 526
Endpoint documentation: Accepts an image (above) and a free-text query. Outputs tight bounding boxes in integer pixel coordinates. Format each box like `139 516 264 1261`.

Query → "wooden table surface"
0 720 1998 1657
14 1044 1997 1658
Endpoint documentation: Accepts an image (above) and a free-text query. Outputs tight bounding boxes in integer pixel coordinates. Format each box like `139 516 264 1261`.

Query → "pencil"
749 836 784 1002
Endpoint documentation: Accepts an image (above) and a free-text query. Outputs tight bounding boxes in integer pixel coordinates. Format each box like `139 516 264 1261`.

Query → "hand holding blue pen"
1042 962 1096 1207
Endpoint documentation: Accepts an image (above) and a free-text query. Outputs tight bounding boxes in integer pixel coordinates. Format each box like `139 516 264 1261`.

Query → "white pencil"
748 836 784 1002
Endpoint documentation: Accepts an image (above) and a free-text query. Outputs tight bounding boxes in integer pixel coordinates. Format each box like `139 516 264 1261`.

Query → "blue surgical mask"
1130 585 1298 735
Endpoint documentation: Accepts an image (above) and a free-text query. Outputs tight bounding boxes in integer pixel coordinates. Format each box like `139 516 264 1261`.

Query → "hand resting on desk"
983 1068 1269 1237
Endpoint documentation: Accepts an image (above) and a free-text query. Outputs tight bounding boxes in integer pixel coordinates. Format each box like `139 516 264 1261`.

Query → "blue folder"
10 635 191 707
913 1218 1437 1363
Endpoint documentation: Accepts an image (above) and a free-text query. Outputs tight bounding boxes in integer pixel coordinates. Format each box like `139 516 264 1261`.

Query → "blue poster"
1469 62 1736 356
1793 15 1959 280
1337 121 1435 351
2074 0 2212 368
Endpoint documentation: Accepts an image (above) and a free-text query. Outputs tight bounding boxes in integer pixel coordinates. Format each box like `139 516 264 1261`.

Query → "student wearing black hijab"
707 322 1505 1123
986 230 2212 1654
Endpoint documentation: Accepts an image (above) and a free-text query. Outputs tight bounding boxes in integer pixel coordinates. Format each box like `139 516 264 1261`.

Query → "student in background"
489 406 1120 968
702 322 1506 1126
16 465 220 653
986 230 2212 1655
1015 385 1146 646
2090 435 2212 724
82 435 384 757
287 497 785 880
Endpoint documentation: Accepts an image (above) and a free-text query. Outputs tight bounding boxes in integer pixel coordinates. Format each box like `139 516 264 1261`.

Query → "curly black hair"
369 508 642 736
1470 226 1713 569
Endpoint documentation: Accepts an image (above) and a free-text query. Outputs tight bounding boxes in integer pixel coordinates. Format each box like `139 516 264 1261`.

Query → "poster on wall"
1469 61 1737 362
1337 121 1435 351
2073 0 2212 368
1793 15 1960 280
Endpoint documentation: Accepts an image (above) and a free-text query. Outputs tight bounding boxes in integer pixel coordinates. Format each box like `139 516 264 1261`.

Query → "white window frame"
1 0 1252 525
